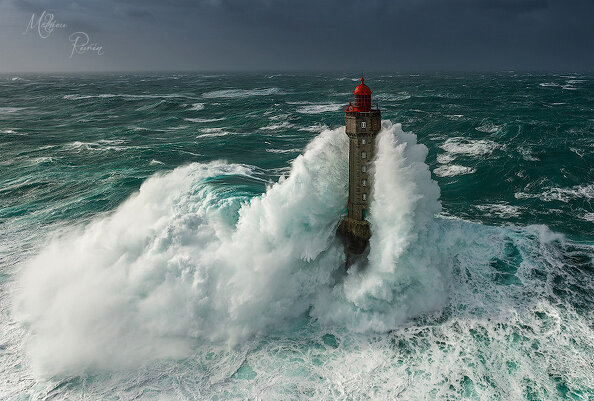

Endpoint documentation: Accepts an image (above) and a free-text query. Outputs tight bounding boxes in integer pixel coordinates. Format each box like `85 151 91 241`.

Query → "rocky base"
336 217 371 256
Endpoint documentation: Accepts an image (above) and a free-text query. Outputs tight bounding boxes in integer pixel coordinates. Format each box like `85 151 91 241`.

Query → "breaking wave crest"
16 121 452 375
16 126 348 375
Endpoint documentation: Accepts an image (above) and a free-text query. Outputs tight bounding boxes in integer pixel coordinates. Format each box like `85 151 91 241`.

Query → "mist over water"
1 73 593 400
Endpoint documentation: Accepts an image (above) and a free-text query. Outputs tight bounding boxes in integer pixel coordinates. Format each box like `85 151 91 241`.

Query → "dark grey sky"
0 0 592 73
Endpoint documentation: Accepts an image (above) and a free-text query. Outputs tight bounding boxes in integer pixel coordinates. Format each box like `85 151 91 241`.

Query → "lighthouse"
337 78 381 255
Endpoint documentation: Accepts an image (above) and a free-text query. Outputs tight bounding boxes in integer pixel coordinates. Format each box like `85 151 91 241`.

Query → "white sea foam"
32 157 56 164
259 121 294 131
63 94 96 100
267 112 290 121
265 148 301 154
65 141 97 151
184 117 226 123
475 203 522 218
197 127 233 138
582 213 594 223
539 82 560 88
202 88 282 99
63 94 197 101
299 124 329 132
0 107 26 114
65 139 126 152
475 122 503 134
436 153 456 164
518 146 540 161
515 183 594 202
433 164 476 177
295 103 343 114
440 137 499 157
189 103 205 111
374 93 411 102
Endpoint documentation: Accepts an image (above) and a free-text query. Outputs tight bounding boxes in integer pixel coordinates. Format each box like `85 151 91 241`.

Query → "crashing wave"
15 122 451 375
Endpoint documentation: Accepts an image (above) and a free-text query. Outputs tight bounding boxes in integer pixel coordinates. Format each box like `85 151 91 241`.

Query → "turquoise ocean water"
0 73 593 400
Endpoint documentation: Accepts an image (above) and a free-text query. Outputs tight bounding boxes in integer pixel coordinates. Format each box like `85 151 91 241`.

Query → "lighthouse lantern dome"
352 78 372 112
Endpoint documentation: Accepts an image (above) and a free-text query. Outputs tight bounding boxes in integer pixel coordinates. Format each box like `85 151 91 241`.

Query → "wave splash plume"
15 122 451 376
13 122 594 400
313 122 450 331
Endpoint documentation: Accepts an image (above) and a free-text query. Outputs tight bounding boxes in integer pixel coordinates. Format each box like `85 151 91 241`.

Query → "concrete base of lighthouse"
337 217 371 256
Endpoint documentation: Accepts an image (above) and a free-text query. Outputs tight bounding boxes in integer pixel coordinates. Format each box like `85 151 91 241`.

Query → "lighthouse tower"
337 78 381 255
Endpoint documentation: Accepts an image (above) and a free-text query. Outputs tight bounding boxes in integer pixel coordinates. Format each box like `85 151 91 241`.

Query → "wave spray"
15 122 451 375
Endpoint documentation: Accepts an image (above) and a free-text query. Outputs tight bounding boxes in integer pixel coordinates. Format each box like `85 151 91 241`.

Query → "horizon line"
1 69 592 76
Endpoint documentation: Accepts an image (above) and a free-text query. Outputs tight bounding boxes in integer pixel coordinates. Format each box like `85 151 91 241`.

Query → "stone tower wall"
345 110 381 221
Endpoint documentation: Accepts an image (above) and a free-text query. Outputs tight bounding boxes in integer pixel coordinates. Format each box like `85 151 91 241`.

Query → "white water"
313 122 450 331
10 123 594 400
14 122 451 376
202 88 283 99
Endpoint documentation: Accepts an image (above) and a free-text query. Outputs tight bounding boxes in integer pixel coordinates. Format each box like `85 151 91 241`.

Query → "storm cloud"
0 0 592 72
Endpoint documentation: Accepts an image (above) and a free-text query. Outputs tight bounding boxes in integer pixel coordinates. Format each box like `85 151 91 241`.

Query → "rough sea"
0 73 592 400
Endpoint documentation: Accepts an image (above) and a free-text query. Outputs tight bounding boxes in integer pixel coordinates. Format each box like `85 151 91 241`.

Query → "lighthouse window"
361 151 367 159
361 121 366 129
362 193 367 201
362 179 367 187
362 164 367 173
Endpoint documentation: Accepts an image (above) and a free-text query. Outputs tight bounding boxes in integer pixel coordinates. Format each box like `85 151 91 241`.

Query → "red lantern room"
352 77 372 112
